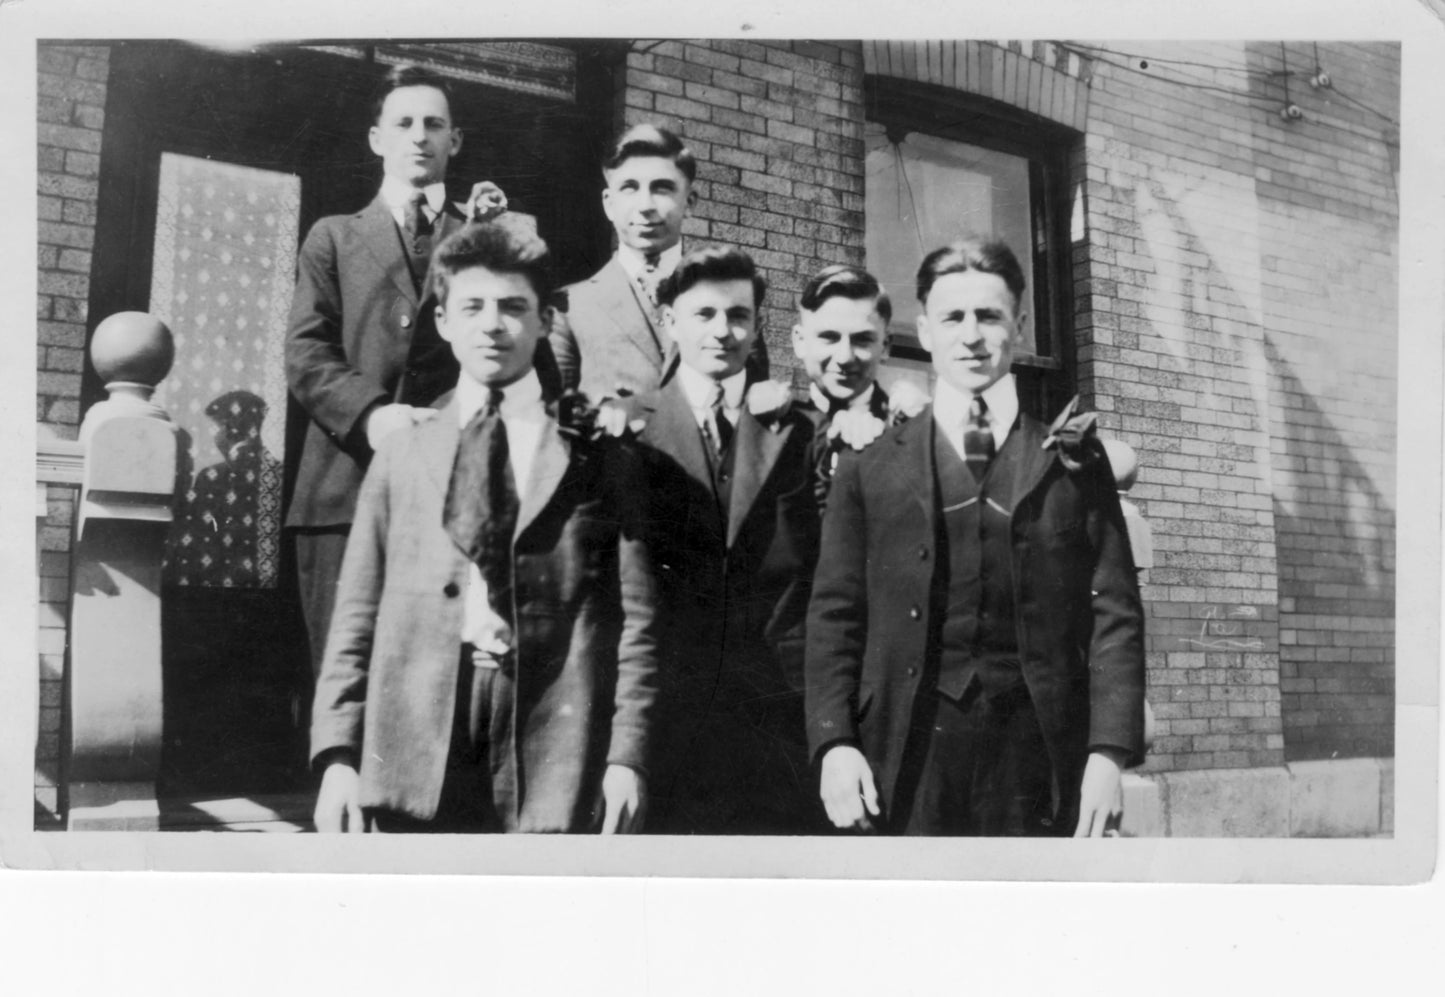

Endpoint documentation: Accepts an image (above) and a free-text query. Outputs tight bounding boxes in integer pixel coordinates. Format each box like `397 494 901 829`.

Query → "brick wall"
36 42 111 825
1077 41 1396 767
1250 42 1398 760
619 40 867 391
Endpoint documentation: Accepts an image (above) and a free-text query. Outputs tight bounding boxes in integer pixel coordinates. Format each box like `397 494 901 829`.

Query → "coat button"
918 545 928 560
909 605 921 620
443 582 460 598
400 315 413 328
907 666 918 677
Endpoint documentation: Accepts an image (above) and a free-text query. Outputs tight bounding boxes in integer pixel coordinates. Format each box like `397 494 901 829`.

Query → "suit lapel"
1001 413 1057 515
648 377 716 495
355 196 417 305
419 397 463 500
895 405 937 528
514 417 572 541
595 259 666 370
726 403 791 550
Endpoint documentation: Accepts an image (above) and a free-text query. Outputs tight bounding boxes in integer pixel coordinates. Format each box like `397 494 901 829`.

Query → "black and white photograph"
2 0 1442 991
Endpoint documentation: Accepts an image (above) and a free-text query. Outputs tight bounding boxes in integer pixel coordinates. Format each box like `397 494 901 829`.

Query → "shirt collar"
809 381 877 415
457 368 544 426
932 373 1018 432
678 363 747 414
617 242 682 283
381 177 448 219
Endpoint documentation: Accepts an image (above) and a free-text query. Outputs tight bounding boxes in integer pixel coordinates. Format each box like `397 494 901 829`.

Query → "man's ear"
685 186 699 210
915 312 933 353
449 127 463 156
790 323 806 360
662 305 679 342
434 303 452 342
368 125 383 158
880 331 893 359
539 302 556 328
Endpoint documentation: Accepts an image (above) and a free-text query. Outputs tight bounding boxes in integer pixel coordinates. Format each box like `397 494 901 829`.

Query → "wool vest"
931 419 1027 701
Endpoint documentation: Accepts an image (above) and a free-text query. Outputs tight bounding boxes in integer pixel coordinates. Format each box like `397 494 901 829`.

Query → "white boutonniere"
744 380 794 429
886 380 929 425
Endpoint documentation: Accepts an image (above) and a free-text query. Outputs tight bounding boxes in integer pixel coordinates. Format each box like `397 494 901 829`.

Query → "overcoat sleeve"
284 219 391 449
308 433 395 765
803 446 870 763
546 289 582 394
603 439 661 776
1082 455 1148 765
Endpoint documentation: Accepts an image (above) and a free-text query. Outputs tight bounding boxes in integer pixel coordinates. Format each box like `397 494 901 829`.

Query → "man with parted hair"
310 216 659 834
286 63 508 678
805 236 1146 837
549 123 766 402
631 245 823 834
791 263 923 507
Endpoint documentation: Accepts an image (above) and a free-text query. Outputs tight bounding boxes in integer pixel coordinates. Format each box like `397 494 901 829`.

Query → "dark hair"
915 236 1026 306
371 63 454 122
656 245 766 311
799 264 892 324
430 215 553 306
602 123 697 184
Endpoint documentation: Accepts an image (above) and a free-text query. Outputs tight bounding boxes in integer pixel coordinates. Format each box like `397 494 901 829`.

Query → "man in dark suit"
791 264 902 507
285 64 506 675
633 246 822 834
549 124 764 401
311 216 658 833
806 237 1146 837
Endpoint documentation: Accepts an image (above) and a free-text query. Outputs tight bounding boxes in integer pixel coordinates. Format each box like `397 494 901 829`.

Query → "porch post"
67 312 178 831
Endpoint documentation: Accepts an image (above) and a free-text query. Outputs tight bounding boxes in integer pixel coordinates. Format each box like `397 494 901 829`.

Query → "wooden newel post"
68 312 178 831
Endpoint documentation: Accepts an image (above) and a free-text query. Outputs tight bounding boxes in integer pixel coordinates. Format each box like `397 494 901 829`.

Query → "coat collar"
590 256 666 369
893 405 1059 520
420 393 574 544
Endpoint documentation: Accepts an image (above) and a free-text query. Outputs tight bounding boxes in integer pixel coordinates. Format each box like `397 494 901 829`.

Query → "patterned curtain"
151 153 299 589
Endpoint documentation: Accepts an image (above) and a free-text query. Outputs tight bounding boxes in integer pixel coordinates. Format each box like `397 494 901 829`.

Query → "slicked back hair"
915 236 1026 307
799 263 893 324
602 123 697 184
371 63 454 122
656 245 767 311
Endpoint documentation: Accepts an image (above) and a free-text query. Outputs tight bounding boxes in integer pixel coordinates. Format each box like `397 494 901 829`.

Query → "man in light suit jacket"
549 124 765 402
631 246 822 834
286 63 506 675
806 237 1146 837
311 216 658 833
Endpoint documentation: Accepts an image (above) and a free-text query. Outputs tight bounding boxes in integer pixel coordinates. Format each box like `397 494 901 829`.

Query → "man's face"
916 270 1024 395
369 85 461 187
435 265 546 388
601 155 694 255
665 278 759 381
791 296 890 404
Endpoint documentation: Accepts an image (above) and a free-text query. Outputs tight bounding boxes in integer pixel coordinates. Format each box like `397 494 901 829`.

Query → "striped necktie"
963 395 995 480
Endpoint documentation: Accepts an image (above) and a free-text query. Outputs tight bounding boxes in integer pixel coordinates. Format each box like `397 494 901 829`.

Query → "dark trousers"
892 681 1063 837
369 650 511 834
294 527 350 678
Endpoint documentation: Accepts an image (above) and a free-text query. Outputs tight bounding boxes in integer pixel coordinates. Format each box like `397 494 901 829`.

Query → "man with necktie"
549 124 766 402
310 216 659 833
285 64 508 677
790 264 913 509
805 237 1146 837
631 246 823 834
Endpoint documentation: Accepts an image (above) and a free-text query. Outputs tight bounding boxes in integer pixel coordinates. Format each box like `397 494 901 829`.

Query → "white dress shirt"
677 363 746 433
616 242 682 284
455 369 547 652
932 373 1019 462
380 177 448 230
809 381 879 416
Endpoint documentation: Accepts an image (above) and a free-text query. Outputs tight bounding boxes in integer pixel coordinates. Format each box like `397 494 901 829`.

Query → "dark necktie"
403 190 434 292
963 395 995 480
705 382 733 458
443 391 518 620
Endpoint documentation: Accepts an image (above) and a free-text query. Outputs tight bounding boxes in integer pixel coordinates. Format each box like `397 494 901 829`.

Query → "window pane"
864 120 1036 383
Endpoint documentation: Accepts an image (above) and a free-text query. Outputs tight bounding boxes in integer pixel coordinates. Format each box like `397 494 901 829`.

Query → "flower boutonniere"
744 380 794 430
886 380 929 426
554 389 611 445
1041 395 1102 472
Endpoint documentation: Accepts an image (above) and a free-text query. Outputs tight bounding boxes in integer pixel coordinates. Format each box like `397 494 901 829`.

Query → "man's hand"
829 409 887 451
1074 747 1128 837
819 744 881 831
466 181 509 222
364 403 438 451
599 764 648 834
314 761 366 833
